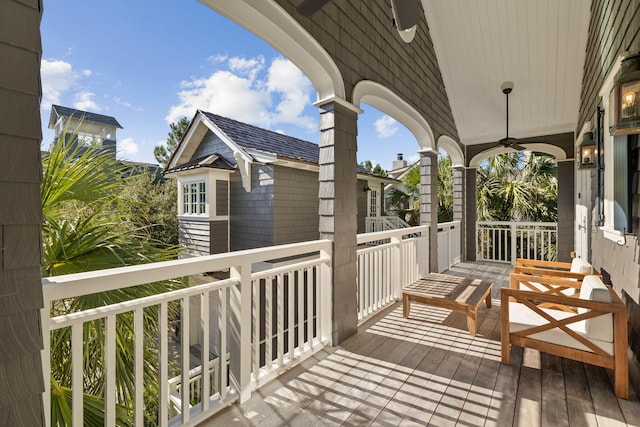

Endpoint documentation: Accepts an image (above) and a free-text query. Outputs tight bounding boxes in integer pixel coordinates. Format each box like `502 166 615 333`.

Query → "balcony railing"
365 215 411 232
42 240 332 427
41 226 433 426
437 221 461 272
476 221 557 264
356 226 429 322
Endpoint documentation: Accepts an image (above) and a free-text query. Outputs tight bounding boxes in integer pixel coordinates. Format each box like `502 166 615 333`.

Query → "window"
182 180 206 215
369 189 379 217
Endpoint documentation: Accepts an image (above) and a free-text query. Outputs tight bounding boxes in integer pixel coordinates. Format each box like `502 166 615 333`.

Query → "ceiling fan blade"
297 0 331 16
511 143 527 151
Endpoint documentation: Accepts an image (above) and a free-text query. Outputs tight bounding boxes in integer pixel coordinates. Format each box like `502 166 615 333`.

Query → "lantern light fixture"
609 52 640 135
578 131 597 169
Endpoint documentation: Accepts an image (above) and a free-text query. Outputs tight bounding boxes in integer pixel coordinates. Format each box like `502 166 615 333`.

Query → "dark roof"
50 105 123 128
165 154 235 175
202 111 371 174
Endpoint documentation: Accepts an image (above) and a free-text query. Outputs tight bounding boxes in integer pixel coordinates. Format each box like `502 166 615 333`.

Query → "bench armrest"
515 258 572 270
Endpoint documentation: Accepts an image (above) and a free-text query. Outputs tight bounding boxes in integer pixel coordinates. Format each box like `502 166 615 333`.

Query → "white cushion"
570 257 593 274
508 302 614 355
578 275 613 342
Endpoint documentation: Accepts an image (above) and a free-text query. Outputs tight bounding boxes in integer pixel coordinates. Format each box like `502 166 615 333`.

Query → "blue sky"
40 0 422 171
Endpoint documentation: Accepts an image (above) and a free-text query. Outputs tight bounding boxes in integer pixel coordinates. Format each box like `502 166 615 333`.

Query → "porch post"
419 150 439 272
0 1 46 424
453 166 465 260
557 160 576 262
318 101 359 344
465 168 477 261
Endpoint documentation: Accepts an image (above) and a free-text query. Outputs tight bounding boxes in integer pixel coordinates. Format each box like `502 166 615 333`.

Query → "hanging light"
609 52 640 135
578 131 596 169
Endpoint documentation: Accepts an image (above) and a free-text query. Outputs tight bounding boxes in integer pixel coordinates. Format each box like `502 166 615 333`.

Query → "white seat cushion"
578 275 613 342
508 302 614 355
570 257 593 274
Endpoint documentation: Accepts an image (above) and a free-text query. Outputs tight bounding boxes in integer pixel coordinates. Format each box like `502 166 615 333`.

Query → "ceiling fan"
497 81 526 151
297 0 420 32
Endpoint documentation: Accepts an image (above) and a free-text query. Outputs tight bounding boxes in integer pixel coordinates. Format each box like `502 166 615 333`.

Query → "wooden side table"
402 273 493 337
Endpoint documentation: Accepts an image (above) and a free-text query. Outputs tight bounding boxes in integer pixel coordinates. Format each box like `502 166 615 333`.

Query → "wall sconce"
609 52 640 135
363 185 371 192
578 131 596 168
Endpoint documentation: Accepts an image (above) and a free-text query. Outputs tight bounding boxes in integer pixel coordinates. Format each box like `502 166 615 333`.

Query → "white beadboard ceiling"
422 0 591 145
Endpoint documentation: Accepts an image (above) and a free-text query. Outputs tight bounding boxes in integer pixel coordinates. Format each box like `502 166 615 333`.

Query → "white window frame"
178 175 208 217
368 187 379 217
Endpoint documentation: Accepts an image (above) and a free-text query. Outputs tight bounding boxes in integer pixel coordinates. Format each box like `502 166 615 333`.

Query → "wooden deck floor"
202 262 640 426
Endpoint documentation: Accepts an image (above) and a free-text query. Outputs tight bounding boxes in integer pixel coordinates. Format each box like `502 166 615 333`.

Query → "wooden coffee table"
402 273 493 337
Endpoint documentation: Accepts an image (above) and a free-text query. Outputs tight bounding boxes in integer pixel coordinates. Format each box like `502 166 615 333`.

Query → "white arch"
468 143 568 168
200 0 345 102
437 135 464 167
352 80 435 150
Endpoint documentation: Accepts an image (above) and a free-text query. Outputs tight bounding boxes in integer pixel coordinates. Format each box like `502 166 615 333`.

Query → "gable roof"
164 154 235 175
48 105 123 129
200 111 371 174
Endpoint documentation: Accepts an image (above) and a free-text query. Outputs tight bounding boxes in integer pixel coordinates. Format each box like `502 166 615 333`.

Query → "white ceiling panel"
422 0 591 145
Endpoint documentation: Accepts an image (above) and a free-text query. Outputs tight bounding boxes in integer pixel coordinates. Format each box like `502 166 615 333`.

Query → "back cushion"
578 275 613 342
570 257 593 274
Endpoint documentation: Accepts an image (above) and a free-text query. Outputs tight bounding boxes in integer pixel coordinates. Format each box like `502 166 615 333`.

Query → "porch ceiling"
423 0 591 146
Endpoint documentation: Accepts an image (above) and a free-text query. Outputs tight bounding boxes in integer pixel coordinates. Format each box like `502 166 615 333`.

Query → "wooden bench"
403 273 493 337
502 274 629 399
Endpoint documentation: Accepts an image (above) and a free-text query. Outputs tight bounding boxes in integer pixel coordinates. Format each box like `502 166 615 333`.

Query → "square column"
419 151 439 272
318 102 359 344
453 166 465 258
557 160 575 262
465 168 477 261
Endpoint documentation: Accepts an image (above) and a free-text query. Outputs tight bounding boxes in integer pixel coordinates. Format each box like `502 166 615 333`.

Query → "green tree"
114 172 178 246
43 135 183 426
476 152 557 221
154 117 190 168
359 160 388 177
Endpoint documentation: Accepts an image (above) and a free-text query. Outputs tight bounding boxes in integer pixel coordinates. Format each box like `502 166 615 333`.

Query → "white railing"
476 221 557 264
42 240 332 427
365 215 411 232
437 221 461 273
356 226 429 322
168 358 221 418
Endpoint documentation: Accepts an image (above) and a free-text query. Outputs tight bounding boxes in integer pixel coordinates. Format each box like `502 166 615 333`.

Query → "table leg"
467 309 477 337
485 286 493 308
403 295 410 318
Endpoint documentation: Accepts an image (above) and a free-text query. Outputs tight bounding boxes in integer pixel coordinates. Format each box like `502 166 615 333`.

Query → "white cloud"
374 115 399 138
166 56 315 132
41 59 78 108
74 91 100 111
119 138 139 156
81 69 92 77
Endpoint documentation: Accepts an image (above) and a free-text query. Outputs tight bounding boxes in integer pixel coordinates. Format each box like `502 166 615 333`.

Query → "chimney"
392 153 407 170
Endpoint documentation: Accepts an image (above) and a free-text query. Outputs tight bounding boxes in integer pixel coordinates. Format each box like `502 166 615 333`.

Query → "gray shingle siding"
230 165 275 251
273 166 320 245
209 220 229 254
357 180 368 233
192 130 237 166
216 180 229 216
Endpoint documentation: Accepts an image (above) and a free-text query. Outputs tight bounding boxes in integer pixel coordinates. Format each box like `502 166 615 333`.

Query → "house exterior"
164 111 392 257
3 1 640 423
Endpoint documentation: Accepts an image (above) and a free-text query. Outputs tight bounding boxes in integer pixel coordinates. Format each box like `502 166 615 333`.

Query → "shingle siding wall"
230 165 275 251
272 166 319 245
192 130 237 164
210 220 229 254
0 0 45 424
276 0 458 142
357 180 368 234
556 161 575 262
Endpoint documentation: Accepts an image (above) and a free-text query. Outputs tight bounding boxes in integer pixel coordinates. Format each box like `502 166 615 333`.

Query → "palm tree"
43 135 182 426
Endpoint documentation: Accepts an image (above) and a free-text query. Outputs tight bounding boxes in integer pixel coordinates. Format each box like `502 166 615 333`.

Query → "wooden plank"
541 353 569 427
513 347 542 426
584 363 627 426
563 359 598 427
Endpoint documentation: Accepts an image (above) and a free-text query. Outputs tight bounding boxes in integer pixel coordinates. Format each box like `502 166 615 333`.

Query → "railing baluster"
219 287 227 400
71 324 83 427
297 269 304 354
252 278 260 380
277 274 284 365
201 292 210 411
134 308 144 426
265 276 272 371
159 302 168 427
306 267 313 349
287 271 295 360
105 315 116 427
181 296 190 422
